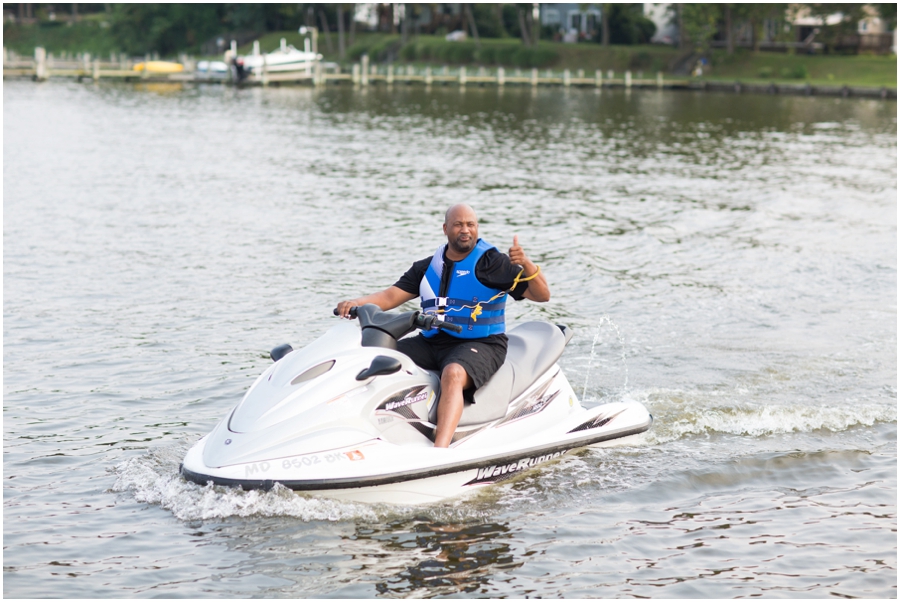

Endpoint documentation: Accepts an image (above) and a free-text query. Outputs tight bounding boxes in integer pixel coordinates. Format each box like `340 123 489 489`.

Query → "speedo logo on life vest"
464 450 569 486
455 269 471 277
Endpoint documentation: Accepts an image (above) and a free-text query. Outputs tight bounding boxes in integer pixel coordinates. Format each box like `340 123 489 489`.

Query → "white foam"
111 439 500 521
111 439 378 522
623 387 896 444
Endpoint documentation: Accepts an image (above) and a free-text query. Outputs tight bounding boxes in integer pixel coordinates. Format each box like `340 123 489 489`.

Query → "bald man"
336 204 550 447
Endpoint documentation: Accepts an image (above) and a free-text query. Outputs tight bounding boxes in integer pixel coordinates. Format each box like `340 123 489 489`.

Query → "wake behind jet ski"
180 304 653 504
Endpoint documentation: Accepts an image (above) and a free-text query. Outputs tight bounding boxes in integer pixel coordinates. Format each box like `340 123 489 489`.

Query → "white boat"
236 43 322 75
196 60 228 74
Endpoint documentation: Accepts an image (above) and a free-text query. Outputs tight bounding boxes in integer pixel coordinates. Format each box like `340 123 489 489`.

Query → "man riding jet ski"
180 205 652 503
337 204 550 447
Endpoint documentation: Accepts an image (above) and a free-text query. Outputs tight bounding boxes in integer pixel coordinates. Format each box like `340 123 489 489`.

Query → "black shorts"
396 332 508 394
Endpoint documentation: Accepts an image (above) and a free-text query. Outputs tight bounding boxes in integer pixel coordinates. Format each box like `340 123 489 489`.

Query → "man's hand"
508 234 551 303
335 287 418 319
509 235 528 267
336 299 360 319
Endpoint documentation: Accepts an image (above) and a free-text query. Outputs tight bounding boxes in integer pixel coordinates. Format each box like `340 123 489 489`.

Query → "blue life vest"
420 239 506 339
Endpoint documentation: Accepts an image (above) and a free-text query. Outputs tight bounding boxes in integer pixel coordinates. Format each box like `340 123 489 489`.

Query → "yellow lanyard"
437 265 541 322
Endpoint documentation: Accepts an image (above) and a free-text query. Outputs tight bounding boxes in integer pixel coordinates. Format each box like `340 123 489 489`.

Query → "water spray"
581 315 629 403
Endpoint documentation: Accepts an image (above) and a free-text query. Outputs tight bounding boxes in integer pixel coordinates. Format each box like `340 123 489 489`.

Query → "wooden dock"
4 47 894 99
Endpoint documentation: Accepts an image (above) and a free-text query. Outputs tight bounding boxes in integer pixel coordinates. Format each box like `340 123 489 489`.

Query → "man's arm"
336 286 417 318
508 235 550 302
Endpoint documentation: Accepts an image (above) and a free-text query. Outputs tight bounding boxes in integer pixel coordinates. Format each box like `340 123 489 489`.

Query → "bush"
399 41 416 61
758 66 773 78
367 35 402 62
347 40 371 62
448 42 477 63
381 39 558 69
629 50 653 69
475 45 496 64
510 46 557 68
781 64 808 79
530 46 558 68
494 44 519 65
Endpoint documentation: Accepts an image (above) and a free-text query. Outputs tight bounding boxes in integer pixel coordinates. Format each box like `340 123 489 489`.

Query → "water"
4 80 896 598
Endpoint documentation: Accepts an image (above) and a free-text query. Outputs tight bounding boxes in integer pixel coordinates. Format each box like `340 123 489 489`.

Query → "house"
643 3 679 45
539 3 699 47
540 4 601 40
790 4 895 54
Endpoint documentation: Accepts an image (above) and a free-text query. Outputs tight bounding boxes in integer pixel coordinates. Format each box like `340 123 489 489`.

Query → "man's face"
443 209 478 255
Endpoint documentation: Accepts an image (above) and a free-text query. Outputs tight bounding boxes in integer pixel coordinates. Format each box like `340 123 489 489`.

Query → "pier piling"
34 47 47 81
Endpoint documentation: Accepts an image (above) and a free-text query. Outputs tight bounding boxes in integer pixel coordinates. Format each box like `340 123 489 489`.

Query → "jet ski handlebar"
333 305 463 337
414 312 463 333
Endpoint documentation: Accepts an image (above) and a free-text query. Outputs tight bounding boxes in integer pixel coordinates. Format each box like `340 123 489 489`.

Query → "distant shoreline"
3 63 895 101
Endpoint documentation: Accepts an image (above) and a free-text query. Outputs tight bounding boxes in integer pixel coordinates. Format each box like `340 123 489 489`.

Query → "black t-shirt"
394 244 530 344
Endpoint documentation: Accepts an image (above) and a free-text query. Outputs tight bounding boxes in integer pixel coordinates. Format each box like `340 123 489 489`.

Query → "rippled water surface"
4 80 896 598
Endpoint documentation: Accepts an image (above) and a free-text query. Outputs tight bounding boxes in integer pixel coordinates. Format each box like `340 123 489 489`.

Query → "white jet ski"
181 305 652 504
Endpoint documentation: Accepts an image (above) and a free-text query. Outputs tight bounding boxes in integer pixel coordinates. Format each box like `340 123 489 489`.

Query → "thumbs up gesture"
507 234 550 302
509 234 527 266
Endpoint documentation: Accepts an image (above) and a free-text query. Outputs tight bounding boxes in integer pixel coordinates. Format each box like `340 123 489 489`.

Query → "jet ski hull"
181 400 652 504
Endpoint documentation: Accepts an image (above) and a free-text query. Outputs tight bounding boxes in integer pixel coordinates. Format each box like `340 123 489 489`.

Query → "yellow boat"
132 61 184 73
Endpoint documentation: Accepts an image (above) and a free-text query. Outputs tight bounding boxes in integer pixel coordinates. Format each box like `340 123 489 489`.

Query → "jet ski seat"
428 322 571 427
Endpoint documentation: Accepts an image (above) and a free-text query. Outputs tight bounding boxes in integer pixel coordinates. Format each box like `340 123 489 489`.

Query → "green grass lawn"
3 15 121 58
703 49 897 87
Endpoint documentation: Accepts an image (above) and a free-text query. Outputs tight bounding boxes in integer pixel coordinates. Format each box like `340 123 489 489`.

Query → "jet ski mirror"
356 355 402 381
270 343 294 362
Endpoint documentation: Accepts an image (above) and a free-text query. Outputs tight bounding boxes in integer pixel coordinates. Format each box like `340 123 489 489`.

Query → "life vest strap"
435 314 505 326
421 297 506 311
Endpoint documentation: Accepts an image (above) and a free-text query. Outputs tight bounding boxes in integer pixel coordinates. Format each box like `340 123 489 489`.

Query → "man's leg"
433 363 472 448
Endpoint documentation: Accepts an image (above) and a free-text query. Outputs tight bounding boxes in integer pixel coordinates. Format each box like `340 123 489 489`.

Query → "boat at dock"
235 44 322 76
132 61 184 74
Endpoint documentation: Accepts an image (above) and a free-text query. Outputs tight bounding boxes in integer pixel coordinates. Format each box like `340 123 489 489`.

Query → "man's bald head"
444 203 478 225
443 204 479 257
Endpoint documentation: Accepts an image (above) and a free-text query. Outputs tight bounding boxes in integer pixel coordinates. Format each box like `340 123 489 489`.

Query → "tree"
464 4 481 47
723 3 734 54
804 3 868 53
401 3 410 45
495 3 508 37
337 4 346 59
109 4 228 55
877 3 897 30
318 9 333 54
597 4 656 45
601 3 610 46
517 5 532 46
744 3 784 52
680 3 721 52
